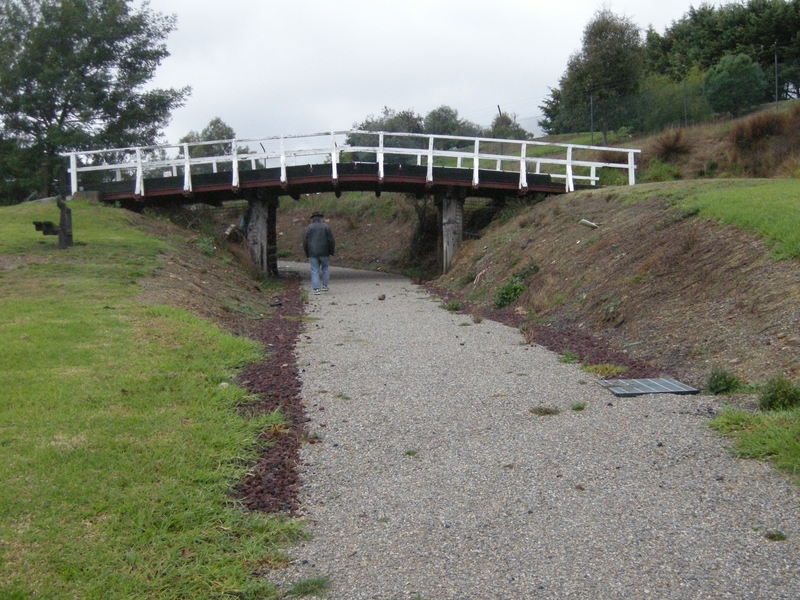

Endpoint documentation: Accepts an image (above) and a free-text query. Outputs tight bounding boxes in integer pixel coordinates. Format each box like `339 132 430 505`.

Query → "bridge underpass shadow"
278 261 407 285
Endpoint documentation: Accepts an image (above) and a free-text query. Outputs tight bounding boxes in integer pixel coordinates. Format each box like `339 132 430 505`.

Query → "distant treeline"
539 0 800 140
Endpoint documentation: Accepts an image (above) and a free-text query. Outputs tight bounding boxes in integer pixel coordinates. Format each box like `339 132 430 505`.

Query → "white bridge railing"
63 130 641 197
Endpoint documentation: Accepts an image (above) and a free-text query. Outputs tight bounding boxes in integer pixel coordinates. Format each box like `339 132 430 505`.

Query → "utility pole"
590 92 594 145
683 75 688 128
775 41 779 109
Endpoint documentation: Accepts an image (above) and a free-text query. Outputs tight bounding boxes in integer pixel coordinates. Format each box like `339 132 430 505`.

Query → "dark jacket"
303 218 335 258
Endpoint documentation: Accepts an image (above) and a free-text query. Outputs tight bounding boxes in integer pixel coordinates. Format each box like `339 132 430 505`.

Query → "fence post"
472 139 480 187
183 143 192 193
280 136 287 185
69 153 78 195
331 132 339 182
135 148 144 197
628 150 636 185
231 139 239 189
378 132 385 182
565 145 574 192
426 135 434 182
519 143 528 189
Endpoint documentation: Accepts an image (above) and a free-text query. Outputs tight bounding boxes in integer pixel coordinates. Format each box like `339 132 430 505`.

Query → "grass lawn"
612 179 800 259
679 179 800 259
0 200 305 598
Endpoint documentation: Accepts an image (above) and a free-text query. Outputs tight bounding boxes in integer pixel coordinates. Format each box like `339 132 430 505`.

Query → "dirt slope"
438 183 800 390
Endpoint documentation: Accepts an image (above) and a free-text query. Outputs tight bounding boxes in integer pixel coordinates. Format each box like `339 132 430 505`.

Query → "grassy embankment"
678 179 800 480
0 200 306 598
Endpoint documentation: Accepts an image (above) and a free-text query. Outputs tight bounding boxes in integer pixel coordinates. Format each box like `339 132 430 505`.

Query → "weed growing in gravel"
559 350 579 363
709 407 800 480
530 406 561 416
405 450 418 457
443 300 462 312
764 530 787 541
472 312 484 324
759 374 800 411
571 402 587 411
289 576 331 596
583 363 628 378
706 366 742 395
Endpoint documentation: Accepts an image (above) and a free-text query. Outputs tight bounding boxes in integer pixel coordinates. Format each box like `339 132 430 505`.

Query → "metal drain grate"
598 377 699 397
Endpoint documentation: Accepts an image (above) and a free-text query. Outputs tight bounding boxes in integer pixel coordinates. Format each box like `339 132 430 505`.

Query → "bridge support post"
246 192 280 277
441 192 464 274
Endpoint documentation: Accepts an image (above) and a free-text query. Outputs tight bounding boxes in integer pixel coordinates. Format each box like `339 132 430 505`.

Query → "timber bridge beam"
63 130 640 273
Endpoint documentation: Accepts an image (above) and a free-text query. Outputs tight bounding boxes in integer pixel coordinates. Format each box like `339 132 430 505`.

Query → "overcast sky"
142 0 706 145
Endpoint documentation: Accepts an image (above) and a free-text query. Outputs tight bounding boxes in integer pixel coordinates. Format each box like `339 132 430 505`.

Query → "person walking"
303 212 335 295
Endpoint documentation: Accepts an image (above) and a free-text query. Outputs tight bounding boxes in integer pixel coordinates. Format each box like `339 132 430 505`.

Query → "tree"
488 112 529 139
346 107 425 164
540 9 642 142
423 105 483 138
0 0 190 201
705 54 768 116
178 117 250 173
180 117 237 158
644 1 800 99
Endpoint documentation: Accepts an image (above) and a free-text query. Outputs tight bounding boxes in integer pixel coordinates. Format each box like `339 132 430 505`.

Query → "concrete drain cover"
598 377 699 397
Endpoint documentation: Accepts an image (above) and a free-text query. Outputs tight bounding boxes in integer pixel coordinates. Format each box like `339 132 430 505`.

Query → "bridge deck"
65 130 641 206
87 163 564 205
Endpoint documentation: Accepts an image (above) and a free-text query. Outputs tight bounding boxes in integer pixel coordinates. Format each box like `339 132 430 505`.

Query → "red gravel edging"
233 279 311 515
427 282 663 380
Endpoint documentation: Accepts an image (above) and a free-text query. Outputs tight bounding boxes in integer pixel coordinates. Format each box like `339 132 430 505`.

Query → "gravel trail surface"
278 262 799 599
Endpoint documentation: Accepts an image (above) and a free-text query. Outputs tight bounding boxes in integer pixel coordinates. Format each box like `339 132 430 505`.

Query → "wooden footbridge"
63 131 640 273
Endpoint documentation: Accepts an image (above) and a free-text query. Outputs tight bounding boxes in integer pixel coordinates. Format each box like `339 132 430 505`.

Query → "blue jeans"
309 255 330 290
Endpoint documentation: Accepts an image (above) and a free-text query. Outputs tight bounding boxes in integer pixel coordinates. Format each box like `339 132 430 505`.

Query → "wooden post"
246 192 280 277
442 191 464 274
57 196 73 249
246 196 268 275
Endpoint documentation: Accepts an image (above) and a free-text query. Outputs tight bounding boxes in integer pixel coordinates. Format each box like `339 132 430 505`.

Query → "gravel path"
277 262 799 599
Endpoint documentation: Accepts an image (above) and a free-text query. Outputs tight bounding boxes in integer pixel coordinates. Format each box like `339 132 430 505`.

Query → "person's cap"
310 212 323 218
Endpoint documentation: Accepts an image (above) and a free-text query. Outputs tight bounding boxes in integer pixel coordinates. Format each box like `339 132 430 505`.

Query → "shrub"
495 276 525 308
731 112 789 153
443 300 462 312
653 128 692 162
559 350 579 364
195 236 216 256
640 158 682 182
706 366 741 395
759 374 800 411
